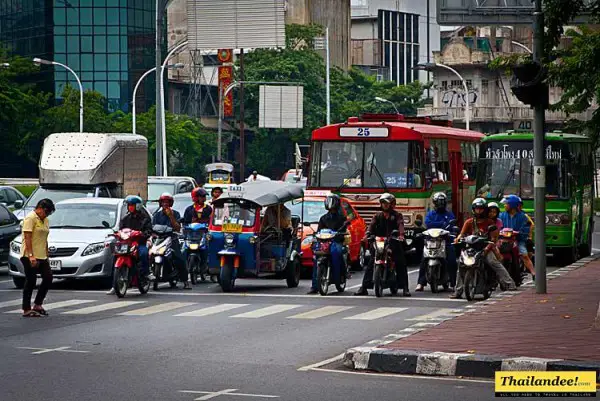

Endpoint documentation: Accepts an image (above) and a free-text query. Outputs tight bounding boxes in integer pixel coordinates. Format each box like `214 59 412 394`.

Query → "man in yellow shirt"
20 199 55 317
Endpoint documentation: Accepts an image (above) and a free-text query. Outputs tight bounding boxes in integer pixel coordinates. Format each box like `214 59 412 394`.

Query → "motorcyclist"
307 194 347 295
152 192 191 290
500 194 535 280
487 202 503 230
451 198 516 299
183 188 213 225
355 193 410 297
106 195 153 295
415 192 457 292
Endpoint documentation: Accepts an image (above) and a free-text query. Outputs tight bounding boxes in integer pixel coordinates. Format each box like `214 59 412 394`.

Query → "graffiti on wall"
441 89 478 107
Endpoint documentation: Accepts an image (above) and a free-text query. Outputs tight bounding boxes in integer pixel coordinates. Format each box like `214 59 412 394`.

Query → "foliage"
13 185 37 197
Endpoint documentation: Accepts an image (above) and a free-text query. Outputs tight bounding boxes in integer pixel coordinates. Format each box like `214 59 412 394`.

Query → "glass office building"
0 0 156 112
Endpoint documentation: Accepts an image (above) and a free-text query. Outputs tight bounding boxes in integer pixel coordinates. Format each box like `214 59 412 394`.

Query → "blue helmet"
125 195 143 212
501 194 521 210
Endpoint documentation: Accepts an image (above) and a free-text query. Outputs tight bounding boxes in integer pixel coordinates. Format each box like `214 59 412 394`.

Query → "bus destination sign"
484 144 563 160
339 127 389 138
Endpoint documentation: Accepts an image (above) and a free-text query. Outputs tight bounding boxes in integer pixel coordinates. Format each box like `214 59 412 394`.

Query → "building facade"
417 26 595 133
350 0 440 85
0 0 156 112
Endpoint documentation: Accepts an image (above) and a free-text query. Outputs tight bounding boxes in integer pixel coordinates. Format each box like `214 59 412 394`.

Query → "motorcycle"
312 223 349 296
109 228 150 298
418 220 457 293
149 224 179 291
370 230 402 298
458 225 498 301
497 228 524 287
183 223 215 284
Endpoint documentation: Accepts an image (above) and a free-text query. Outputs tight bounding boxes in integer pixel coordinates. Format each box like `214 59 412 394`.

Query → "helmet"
471 198 487 216
488 201 500 212
159 192 174 207
379 193 396 206
432 192 447 210
191 187 208 201
324 194 341 211
125 195 143 212
252 170 258 175
500 194 521 210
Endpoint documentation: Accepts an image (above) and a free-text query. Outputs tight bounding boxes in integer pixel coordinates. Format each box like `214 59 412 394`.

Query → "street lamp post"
34 57 83 133
511 40 533 54
415 62 470 131
374 96 400 114
132 63 184 135
314 28 331 125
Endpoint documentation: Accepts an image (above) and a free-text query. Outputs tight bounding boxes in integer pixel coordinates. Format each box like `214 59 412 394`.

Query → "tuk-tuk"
204 163 234 194
208 181 304 292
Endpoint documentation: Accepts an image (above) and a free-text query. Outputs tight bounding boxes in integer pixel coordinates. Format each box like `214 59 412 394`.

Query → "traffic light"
510 61 549 108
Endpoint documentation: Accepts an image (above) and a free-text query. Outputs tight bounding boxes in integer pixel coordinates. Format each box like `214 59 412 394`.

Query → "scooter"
312 223 349 296
109 228 150 298
458 225 498 301
418 220 457 293
183 223 215 284
497 228 524 287
370 230 402 298
149 224 179 291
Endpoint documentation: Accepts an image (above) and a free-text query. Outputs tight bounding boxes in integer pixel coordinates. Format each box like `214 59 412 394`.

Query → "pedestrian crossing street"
0 297 461 322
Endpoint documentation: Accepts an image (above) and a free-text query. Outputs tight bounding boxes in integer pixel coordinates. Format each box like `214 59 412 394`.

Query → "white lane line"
0 280 13 284
406 308 455 321
118 302 197 316
5 299 95 313
231 304 302 318
297 353 345 372
174 303 249 317
62 301 145 315
0 299 22 308
347 269 419 290
287 306 353 320
344 307 408 321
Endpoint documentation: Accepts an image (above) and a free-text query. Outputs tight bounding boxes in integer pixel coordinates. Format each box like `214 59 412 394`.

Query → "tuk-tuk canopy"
205 163 234 173
213 181 304 208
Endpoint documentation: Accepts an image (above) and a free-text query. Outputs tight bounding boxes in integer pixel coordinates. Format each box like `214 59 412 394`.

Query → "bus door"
449 146 464 225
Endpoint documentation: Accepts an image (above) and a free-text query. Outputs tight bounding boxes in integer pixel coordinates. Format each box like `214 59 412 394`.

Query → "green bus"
476 131 595 264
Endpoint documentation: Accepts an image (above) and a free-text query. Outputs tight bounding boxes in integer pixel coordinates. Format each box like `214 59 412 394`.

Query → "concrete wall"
309 0 351 70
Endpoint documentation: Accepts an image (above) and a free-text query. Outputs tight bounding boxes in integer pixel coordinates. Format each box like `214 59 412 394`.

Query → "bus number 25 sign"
340 127 389 138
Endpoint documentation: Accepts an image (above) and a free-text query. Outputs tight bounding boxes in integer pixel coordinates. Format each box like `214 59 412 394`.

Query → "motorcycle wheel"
429 267 439 294
286 257 301 288
210 274 218 283
464 269 477 301
188 255 199 285
169 280 178 289
138 275 150 295
389 270 398 295
220 261 235 292
374 264 384 298
317 263 329 296
152 263 160 291
336 266 347 293
114 268 128 298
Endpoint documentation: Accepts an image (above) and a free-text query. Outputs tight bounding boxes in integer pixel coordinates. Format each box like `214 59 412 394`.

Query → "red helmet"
191 187 208 202
159 192 174 207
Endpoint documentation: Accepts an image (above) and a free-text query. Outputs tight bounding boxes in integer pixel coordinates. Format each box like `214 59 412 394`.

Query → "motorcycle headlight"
249 236 257 244
10 241 21 254
225 234 234 246
462 255 476 265
302 236 313 246
82 242 105 257
189 243 199 250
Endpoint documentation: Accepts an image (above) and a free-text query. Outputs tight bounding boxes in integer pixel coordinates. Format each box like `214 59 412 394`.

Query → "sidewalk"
344 257 600 379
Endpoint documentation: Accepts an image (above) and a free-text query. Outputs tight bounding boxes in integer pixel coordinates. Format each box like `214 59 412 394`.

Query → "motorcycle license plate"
222 223 243 233
427 241 440 249
49 259 61 271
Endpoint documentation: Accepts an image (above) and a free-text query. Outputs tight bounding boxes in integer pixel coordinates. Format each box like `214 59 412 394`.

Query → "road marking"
118 302 197 316
174 303 249 317
0 279 13 284
5 299 94 313
231 304 302 318
406 308 455 321
344 307 408 320
0 299 22 308
297 353 345 372
179 389 279 400
17 346 89 355
287 306 353 320
62 301 144 315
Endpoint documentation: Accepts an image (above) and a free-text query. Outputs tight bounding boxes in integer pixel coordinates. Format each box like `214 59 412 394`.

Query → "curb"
343 255 600 379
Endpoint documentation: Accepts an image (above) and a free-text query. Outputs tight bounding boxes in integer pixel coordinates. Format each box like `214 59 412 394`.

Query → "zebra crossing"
0 296 454 322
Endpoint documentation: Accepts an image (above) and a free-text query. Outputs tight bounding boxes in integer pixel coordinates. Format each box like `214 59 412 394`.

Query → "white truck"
13 132 148 220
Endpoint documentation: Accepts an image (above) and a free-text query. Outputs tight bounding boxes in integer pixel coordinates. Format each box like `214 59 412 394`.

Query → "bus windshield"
310 141 424 189
479 141 569 199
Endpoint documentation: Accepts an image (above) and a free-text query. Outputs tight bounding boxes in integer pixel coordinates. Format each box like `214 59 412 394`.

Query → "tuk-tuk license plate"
49 259 62 271
222 223 243 233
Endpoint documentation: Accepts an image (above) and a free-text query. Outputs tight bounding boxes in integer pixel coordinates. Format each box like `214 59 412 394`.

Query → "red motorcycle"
496 228 523 287
110 228 150 298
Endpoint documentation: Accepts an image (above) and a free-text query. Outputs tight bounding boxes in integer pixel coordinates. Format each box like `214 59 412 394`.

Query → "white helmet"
379 193 396 206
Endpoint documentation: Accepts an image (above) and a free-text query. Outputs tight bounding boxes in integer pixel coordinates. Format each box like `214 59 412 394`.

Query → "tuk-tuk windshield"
210 171 231 182
213 201 256 227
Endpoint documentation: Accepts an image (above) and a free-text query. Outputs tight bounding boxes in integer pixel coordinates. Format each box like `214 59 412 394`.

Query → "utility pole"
155 0 164 176
326 26 331 125
533 0 547 294
239 49 246 182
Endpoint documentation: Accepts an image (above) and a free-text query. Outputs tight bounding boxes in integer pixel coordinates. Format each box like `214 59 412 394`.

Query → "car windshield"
479 141 569 199
310 141 424 189
213 201 256 227
49 203 118 229
172 197 192 216
0 206 14 226
286 200 325 224
25 188 94 208
148 183 176 201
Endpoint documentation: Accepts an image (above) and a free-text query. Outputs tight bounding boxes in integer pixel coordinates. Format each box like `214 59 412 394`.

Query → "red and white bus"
306 113 485 247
